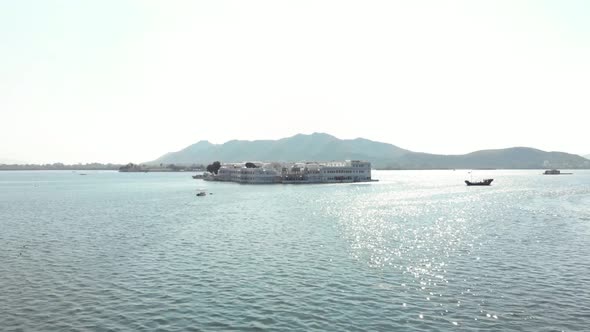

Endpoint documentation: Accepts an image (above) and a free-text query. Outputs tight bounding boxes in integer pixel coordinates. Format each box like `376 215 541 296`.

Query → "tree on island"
119 163 139 171
167 164 183 171
206 161 221 174
245 162 258 168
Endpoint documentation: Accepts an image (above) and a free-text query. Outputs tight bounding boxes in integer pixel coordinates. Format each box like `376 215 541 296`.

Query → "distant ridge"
584 154 590 160
148 133 590 169
391 147 589 170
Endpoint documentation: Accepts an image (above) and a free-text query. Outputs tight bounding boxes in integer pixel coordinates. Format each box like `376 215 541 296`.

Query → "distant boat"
196 191 207 196
79 173 87 176
192 174 204 179
543 169 572 175
465 179 493 186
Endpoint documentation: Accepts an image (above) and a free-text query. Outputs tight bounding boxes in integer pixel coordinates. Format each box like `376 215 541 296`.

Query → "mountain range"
149 133 590 169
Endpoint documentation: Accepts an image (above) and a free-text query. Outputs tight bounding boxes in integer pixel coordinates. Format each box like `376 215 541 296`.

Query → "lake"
1 170 589 331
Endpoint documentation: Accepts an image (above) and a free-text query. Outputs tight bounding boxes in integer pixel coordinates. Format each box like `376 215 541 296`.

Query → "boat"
196 191 207 196
543 169 572 175
192 174 204 179
465 179 493 186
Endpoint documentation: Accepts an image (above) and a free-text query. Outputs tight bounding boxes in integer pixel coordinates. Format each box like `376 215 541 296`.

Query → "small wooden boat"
196 191 207 196
465 179 493 186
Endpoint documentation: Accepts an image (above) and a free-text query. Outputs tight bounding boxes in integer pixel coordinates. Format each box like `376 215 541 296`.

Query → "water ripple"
1 170 590 331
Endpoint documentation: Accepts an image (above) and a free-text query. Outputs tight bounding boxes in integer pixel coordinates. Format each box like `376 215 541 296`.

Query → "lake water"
1 170 589 331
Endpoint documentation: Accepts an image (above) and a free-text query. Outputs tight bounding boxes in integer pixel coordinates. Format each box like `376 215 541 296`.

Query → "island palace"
203 160 372 184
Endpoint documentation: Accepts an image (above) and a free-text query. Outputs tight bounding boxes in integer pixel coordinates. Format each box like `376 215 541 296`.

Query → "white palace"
203 160 372 184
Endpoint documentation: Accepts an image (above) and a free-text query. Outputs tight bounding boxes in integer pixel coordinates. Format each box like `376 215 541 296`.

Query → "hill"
148 133 590 169
151 133 409 167
389 147 589 169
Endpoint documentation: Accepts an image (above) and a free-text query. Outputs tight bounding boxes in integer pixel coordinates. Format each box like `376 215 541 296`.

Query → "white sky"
1 0 589 164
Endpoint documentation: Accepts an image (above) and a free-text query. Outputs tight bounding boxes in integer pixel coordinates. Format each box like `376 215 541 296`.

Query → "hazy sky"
1 1 589 164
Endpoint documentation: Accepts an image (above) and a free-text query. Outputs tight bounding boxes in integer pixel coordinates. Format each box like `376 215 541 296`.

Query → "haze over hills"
150 133 590 170
584 154 590 160
0 158 26 165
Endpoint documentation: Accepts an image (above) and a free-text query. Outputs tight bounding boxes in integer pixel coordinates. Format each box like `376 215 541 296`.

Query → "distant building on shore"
203 160 372 184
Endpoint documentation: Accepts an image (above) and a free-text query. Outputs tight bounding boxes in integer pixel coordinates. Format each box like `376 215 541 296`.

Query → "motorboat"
543 169 572 175
465 179 493 186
